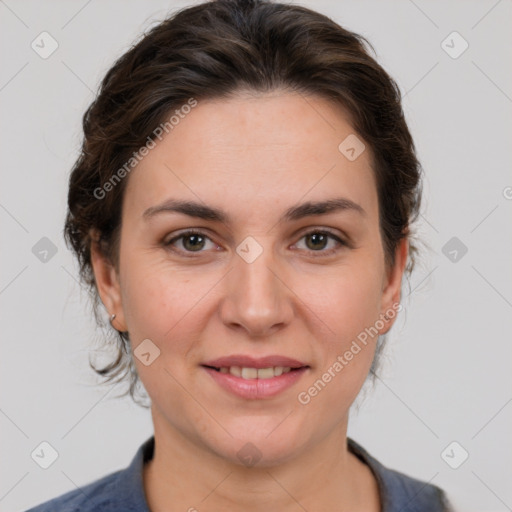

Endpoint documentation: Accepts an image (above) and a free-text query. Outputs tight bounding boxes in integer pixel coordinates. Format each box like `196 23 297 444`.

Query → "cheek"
119 254 219 355
120 261 203 403
119 255 181 341
298 278 379 415
297 259 383 340
294 256 383 398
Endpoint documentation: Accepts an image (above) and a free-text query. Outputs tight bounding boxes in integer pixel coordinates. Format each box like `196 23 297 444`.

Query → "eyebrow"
142 197 366 223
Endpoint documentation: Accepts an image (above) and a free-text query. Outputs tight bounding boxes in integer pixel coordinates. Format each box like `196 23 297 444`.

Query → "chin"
205 418 307 468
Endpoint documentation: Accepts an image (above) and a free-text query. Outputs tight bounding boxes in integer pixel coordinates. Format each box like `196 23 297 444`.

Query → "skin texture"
91 91 408 511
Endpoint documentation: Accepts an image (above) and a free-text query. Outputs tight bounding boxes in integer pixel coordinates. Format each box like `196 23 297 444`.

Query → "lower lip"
202 366 309 400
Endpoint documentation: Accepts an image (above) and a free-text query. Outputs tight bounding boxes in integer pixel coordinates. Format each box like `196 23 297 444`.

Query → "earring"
109 313 117 328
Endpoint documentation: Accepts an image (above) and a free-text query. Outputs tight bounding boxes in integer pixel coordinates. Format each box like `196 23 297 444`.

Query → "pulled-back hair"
64 0 423 406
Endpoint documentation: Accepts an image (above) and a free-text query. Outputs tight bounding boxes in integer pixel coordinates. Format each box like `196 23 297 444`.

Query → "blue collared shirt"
26 436 453 511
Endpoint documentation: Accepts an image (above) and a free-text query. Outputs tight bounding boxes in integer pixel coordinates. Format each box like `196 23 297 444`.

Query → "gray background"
1 1 511 511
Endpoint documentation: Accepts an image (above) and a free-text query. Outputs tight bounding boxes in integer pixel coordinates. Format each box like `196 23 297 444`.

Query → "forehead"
122 91 378 225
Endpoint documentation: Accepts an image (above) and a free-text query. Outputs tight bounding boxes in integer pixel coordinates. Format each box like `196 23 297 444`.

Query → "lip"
202 365 309 400
201 354 308 369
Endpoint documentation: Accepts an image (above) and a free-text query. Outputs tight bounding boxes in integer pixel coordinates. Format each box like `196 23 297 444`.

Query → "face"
91 91 407 467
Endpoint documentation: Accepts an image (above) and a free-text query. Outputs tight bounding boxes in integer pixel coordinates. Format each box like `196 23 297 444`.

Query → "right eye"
164 230 220 255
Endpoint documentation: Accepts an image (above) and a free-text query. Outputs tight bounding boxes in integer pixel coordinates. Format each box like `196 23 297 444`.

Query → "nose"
219 240 294 338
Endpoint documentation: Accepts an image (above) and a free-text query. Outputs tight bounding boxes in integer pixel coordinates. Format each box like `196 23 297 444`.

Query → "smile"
201 364 309 399
204 365 297 379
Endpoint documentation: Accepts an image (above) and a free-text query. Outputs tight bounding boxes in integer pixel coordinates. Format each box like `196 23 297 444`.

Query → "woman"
27 0 453 510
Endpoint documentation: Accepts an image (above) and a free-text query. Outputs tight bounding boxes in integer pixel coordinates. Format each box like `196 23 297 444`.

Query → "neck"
143 407 380 512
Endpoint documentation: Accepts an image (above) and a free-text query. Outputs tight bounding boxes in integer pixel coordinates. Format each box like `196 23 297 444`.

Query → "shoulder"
374 463 452 512
347 437 454 512
24 469 124 512
25 437 154 512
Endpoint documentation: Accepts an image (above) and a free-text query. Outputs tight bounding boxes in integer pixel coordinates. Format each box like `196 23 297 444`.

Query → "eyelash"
163 228 347 258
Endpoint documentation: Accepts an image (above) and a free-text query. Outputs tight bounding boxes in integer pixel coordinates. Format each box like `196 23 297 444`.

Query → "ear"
89 229 127 332
378 237 409 335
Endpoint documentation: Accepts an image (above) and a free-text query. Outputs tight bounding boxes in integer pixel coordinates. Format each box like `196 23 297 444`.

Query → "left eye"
294 231 345 254
164 230 345 256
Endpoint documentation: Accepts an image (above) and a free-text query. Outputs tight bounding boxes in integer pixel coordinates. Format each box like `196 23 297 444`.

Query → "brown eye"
164 230 217 254
305 232 329 251
181 233 206 251
295 230 346 256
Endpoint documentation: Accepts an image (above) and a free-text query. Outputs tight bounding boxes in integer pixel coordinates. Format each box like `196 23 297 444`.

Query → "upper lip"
202 355 309 369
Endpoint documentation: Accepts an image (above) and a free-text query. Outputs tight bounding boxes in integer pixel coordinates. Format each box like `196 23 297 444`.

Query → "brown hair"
64 0 423 406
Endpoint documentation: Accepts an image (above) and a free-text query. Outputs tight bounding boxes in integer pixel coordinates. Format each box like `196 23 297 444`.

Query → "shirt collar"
116 435 154 511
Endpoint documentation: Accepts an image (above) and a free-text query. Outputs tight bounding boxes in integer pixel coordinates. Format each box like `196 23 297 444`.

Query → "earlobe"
89 231 127 332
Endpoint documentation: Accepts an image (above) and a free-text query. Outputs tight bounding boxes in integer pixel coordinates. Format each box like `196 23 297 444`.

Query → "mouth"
200 355 310 399
201 365 308 379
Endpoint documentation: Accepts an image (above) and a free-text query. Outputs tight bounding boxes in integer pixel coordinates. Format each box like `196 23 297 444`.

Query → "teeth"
241 367 258 379
257 367 274 379
230 366 241 377
218 366 295 379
